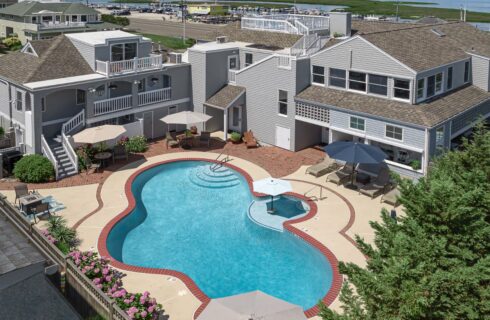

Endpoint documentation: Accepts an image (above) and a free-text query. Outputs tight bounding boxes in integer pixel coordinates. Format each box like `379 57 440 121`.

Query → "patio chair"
166 131 178 149
199 131 211 147
358 167 391 199
381 186 401 207
243 130 258 148
14 183 29 204
112 144 128 163
326 163 355 185
84 157 101 174
32 202 52 223
305 157 339 177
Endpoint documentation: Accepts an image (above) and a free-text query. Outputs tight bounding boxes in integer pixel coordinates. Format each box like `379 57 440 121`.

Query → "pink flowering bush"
68 250 163 319
41 229 57 245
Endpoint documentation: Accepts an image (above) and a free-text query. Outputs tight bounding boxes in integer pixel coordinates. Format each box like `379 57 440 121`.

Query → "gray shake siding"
235 55 297 150
471 55 490 92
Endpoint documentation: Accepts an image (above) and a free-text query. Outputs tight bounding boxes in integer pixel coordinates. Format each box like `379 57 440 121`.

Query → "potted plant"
230 131 242 144
190 126 198 135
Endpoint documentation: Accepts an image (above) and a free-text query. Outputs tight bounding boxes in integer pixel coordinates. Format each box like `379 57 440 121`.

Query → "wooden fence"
0 193 131 320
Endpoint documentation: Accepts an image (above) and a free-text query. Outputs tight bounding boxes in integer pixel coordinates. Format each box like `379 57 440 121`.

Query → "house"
0 2 117 43
0 30 190 178
187 3 230 16
0 210 81 319
0 12 488 180
0 0 16 10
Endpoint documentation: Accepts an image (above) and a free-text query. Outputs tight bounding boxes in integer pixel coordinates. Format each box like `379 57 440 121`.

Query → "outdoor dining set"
14 183 65 223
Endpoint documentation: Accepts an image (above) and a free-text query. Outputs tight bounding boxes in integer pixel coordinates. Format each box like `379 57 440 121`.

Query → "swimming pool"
105 160 333 311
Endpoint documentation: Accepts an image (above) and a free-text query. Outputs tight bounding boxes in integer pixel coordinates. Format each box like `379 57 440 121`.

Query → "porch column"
132 81 139 108
86 89 95 119
223 108 228 141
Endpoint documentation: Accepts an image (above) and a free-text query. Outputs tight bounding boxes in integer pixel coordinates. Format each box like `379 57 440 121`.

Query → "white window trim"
15 90 24 112
328 68 347 90
416 78 425 101
446 66 453 90
348 71 367 93
434 72 444 94
311 65 325 85
110 42 139 62
244 53 253 67
392 78 412 102
463 61 470 83
349 116 366 132
75 89 86 105
367 74 388 97
385 124 404 142
435 125 445 147
227 55 239 71
278 89 288 117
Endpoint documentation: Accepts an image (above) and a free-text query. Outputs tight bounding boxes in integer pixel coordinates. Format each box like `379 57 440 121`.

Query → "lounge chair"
243 130 258 148
112 144 128 163
358 167 391 199
326 163 355 185
84 157 101 174
14 183 29 204
166 131 178 149
381 186 401 207
199 131 211 147
305 158 339 177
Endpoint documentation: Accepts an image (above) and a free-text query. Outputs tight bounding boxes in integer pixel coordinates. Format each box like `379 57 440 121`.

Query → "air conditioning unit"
216 36 228 44
168 52 182 64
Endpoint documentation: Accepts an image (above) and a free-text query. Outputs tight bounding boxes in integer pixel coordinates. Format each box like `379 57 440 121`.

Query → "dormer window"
349 71 366 92
368 74 387 96
111 43 137 61
329 68 346 88
312 66 325 84
393 79 410 100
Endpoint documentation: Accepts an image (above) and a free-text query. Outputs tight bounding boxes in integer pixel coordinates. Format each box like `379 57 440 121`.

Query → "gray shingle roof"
355 21 490 71
0 215 45 275
295 85 490 128
0 35 94 84
0 2 97 17
205 85 245 109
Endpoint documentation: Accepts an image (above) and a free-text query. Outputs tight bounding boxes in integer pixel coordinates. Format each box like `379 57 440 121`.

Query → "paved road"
128 18 224 41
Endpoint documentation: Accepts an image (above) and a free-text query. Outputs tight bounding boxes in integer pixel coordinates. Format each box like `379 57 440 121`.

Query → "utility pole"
395 0 400 22
182 0 186 44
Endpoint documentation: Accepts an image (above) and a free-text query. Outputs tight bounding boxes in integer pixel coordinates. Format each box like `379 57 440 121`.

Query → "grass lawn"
137 33 196 50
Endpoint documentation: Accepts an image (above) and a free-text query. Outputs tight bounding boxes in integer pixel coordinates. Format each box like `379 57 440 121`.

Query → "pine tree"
320 123 490 320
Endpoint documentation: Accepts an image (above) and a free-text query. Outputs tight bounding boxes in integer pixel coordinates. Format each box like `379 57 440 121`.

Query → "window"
417 78 425 99
435 73 443 93
16 91 22 111
349 71 366 92
278 90 288 116
96 85 105 97
436 126 445 149
447 67 453 90
41 97 46 112
25 93 31 111
464 61 470 83
329 68 346 88
137 79 145 92
81 15 87 22
312 65 325 84
71 15 78 22
163 75 171 88
111 43 137 61
368 74 387 96
427 75 435 97
393 79 410 100
350 116 365 131
76 89 86 105
245 53 253 67
386 125 403 141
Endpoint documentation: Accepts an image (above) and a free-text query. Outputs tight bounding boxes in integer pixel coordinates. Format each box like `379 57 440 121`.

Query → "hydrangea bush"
67 250 162 319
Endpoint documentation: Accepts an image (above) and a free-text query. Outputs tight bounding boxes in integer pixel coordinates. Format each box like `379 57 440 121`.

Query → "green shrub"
0 126 5 137
46 216 79 253
124 135 148 153
410 159 421 170
101 14 130 27
13 154 54 183
2 36 21 50
230 131 241 143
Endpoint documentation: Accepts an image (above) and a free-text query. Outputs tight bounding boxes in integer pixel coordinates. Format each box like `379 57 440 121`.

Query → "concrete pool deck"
1 151 395 319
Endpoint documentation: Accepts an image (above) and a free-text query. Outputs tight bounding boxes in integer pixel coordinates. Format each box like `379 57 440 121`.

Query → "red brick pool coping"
97 158 343 319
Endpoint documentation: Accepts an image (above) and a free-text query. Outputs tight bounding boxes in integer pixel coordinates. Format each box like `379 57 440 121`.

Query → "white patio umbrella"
197 291 307 320
160 111 212 125
253 178 292 213
72 125 126 144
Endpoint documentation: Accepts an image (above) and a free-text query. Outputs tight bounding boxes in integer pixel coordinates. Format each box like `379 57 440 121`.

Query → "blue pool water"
106 161 332 310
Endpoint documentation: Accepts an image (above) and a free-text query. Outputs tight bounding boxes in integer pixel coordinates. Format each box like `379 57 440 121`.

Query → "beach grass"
136 33 196 50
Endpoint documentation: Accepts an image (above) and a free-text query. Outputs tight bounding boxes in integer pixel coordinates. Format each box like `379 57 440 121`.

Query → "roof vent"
431 28 446 37
216 36 228 44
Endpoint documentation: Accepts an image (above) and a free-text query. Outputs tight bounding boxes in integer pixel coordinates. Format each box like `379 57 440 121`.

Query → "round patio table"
94 152 112 168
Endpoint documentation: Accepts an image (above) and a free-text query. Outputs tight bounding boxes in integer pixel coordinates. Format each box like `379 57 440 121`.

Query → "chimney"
329 12 352 38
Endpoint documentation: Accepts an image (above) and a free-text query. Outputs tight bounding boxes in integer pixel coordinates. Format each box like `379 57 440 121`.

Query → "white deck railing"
41 135 58 180
62 132 78 174
241 17 299 34
95 54 163 76
62 109 85 135
38 21 86 30
94 95 132 116
241 14 329 35
138 87 171 106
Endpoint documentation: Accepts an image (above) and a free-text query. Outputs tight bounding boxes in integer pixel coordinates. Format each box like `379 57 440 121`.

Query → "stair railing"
210 149 230 172
60 110 85 176
303 184 326 201
62 132 78 174
41 135 59 180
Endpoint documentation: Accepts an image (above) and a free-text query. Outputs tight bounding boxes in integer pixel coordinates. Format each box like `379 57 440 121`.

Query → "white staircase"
49 139 78 179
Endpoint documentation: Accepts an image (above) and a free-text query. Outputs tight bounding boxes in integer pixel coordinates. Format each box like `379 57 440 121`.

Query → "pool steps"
188 165 241 188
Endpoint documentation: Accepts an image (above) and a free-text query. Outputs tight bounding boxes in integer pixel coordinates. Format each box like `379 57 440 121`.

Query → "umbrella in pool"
253 178 292 213
197 290 307 320
160 111 212 125
324 141 387 189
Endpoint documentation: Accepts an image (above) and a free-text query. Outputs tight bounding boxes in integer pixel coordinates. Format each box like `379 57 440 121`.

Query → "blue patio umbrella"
324 141 387 188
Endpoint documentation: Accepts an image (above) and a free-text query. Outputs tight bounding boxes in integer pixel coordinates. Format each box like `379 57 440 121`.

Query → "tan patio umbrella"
72 125 127 144
197 291 307 320
160 111 212 125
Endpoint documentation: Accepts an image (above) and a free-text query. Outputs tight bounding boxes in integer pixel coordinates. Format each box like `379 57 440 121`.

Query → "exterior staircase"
49 138 77 179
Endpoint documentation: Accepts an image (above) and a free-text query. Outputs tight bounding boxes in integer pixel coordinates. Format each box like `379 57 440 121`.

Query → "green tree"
320 123 490 320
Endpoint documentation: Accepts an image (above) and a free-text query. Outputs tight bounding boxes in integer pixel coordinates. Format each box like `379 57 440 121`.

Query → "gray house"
0 13 488 180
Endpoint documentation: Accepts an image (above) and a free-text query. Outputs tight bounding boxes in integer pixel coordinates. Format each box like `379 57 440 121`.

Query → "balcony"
95 54 163 76
37 21 86 30
93 88 172 117
241 14 330 35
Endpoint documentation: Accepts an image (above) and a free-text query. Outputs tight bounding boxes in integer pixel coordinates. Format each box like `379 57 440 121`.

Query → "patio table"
94 152 112 168
19 192 44 217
